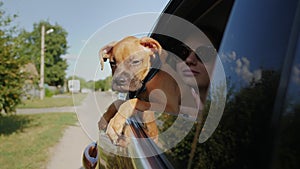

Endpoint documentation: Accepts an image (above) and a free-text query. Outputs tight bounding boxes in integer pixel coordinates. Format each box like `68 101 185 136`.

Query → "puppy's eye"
131 60 142 66
110 62 116 67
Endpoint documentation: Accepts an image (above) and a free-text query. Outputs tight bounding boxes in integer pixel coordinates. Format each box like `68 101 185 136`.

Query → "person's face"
176 36 216 89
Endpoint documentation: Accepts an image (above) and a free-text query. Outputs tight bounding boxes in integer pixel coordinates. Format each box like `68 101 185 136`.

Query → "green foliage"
18 20 68 86
17 93 87 108
0 2 68 114
0 3 28 114
274 103 300 169
162 70 280 169
98 146 134 169
0 113 77 169
94 76 112 91
45 88 54 97
66 76 112 91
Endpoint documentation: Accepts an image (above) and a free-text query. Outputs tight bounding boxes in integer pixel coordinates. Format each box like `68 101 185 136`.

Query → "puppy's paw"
98 117 108 131
98 100 124 131
117 125 131 147
106 113 127 145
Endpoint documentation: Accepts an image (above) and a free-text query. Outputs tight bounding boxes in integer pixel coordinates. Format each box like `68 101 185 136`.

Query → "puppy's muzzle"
113 72 131 86
112 71 142 92
114 77 127 86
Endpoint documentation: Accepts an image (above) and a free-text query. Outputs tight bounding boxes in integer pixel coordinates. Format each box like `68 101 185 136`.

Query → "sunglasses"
172 44 217 63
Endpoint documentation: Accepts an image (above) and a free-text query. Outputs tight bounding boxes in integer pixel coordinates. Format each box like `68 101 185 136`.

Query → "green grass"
18 93 87 108
0 112 77 169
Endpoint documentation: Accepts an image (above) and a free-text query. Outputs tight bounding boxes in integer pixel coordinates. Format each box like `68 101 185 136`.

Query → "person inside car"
172 31 217 117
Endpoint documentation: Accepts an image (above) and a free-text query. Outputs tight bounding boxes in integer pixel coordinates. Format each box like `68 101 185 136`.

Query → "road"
46 91 116 169
75 91 116 141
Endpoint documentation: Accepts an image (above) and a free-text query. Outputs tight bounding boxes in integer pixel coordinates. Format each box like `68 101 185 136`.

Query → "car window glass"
204 0 299 169
163 0 300 168
271 35 300 169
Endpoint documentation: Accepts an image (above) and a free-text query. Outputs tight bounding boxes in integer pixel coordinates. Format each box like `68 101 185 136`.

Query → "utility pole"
40 25 45 100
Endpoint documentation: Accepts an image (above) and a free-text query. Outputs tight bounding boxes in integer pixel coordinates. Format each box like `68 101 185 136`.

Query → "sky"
2 0 169 80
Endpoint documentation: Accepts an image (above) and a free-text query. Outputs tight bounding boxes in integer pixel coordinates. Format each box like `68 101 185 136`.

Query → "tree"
19 20 68 86
0 2 28 114
66 76 112 91
162 70 281 169
94 76 112 91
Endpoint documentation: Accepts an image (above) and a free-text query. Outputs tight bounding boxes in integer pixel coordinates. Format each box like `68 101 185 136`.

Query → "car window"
271 34 300 169
206 0 299 169
157 0 300 169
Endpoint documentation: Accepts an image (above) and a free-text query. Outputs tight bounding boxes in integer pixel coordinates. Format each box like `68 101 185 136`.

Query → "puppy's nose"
115 77 127 85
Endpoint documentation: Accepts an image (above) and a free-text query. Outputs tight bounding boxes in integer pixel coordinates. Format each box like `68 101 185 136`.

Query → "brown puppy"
98 36 181 146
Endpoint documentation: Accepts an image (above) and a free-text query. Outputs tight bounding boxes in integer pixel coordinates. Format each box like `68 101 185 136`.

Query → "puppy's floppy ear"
99 41 116 70
140 37 162 56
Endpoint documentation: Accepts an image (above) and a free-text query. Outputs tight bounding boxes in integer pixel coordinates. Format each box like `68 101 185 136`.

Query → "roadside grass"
0 112 77 169
17 93 87 108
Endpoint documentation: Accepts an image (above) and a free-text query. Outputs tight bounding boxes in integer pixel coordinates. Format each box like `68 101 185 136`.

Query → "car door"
96 0 300 168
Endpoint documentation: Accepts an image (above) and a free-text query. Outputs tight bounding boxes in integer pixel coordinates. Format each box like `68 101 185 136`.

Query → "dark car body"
97 0 300 168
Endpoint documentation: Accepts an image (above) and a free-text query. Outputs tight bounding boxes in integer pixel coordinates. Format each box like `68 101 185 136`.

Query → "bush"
45 88 54 97
0 5 28 114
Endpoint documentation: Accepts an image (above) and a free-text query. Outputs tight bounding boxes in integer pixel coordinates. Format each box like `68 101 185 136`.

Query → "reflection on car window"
271 36 300 169
161 0 300 169
121 0 299 168
212 0 299 169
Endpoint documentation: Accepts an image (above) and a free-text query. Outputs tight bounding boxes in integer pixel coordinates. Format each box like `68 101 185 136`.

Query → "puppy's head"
99 36 162 92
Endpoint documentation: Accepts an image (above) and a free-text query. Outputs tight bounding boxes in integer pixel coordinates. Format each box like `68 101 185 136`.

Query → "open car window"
97 0 234 168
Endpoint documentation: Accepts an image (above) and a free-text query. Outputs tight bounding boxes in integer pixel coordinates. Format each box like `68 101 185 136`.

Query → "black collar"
128 53 162 99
